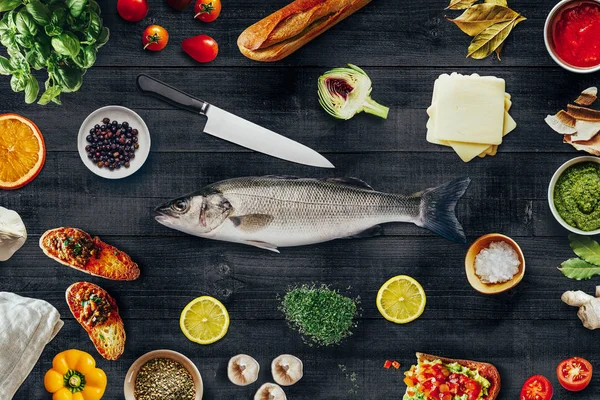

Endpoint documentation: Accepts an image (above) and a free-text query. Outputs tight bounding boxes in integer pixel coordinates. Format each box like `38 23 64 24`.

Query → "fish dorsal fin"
341 225 383 239
230 214 274 232
322 177 374 190
262 175 300 180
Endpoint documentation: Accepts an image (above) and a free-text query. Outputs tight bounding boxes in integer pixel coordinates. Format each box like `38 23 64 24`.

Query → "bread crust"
416 353 501 400
40 227 140 281
237 0 372 62
66 282 126 360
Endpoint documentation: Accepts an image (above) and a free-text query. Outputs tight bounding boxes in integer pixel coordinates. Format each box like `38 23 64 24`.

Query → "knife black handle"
136 74 209 115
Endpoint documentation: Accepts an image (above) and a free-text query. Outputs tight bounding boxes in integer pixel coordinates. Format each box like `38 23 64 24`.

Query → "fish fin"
245 240 280 253
341 225 383 239
416 177 471 243
263 175 300 180
322 177 374 190
230 214 274 232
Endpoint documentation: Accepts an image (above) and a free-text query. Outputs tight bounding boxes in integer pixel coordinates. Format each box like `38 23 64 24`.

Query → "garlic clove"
271 354 303 386
227 354 260 386
254 383 286 400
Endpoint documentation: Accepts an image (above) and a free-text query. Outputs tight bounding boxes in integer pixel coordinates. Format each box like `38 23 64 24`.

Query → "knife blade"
136 74 334 168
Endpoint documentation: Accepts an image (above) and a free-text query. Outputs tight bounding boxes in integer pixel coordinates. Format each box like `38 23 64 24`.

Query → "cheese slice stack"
426 73 517 162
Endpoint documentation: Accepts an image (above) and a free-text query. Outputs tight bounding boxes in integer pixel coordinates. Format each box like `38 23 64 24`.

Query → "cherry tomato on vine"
117 0 148 22
520 375 553 400
557 357 593 392
193 0 221 22
182 34 218 63
142 25 169 51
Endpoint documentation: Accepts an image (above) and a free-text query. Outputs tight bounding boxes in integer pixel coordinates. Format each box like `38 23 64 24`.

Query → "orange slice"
0 114 45 189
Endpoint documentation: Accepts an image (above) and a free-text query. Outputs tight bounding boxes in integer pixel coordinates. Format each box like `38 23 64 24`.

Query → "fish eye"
172 199 188 212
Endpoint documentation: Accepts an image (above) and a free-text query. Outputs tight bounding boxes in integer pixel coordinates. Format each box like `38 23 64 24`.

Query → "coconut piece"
545 113 577 134
575 87 598 106
254 383 287 400
567 104 600 121
564 134 600 156
271 355 303 386
556 110 577 127
227 354 260 386
572 119 600 142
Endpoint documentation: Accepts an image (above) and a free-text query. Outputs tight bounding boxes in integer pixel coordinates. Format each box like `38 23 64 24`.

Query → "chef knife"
136 74 334 168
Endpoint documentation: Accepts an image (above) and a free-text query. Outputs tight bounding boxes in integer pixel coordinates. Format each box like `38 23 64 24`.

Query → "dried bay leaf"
448 4 519 37
485 0 508 6
446 0 479 10
570 234 600 266
467 15 525 59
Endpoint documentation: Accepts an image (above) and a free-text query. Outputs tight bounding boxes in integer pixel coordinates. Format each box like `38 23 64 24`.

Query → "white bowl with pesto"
548 156 600 235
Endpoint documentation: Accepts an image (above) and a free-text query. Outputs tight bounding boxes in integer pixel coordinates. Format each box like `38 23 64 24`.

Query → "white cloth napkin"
0 292 64 399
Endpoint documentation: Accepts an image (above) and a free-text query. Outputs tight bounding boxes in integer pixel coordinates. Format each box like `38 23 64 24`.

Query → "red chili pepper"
392 361 401 369
384 360 393 369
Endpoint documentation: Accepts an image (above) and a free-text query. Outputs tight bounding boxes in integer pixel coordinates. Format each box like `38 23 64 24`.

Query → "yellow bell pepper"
44 349 107 400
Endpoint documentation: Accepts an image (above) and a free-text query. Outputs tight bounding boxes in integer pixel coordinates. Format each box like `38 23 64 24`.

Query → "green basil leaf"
10 73 26 92
558 257 600 280
66 0 87 18
0 56 13 74
6 10 18 30
51 31 80 58
44 23 62 36
26 49 44 69
0 0 21 12
569 234 600 266
8 50 27 71
15 9 37 36
50 8 66 26
89 0 100 14
82 45 95 68
24 75 39 103
25 0 50 25
38 84 61 105
55 64 82 92
33 40 51 62
15 33 33 48
0 30 18 50
95 26 109 48
85 11 101 43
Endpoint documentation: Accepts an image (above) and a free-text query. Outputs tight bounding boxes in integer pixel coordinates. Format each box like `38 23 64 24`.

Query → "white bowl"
544 0 600 74
548 156 600 235
124 349 203 400
78 105 150 179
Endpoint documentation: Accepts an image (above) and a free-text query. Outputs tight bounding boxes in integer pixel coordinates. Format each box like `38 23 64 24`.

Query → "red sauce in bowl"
553 2 600 68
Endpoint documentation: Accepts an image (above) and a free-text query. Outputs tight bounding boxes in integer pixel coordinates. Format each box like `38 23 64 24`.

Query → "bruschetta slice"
403 352 501 400
66 282 126 360
40 227 139 280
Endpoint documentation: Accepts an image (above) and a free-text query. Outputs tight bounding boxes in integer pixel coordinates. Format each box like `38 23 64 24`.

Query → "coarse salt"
474 241 520 284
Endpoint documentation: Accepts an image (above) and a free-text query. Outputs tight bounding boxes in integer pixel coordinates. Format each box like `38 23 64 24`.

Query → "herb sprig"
559 234 600 280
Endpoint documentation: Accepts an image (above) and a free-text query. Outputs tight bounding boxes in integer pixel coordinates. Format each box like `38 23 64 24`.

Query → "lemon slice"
376 275 426 324
180 296 230 344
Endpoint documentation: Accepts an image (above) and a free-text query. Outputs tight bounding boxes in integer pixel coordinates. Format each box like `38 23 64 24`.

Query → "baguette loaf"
237 0 372 62
416 352 501 400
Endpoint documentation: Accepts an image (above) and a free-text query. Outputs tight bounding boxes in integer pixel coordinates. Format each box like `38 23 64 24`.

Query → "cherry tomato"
520 375 553 400
182 34 218 63
142 25 169 51
557 357 593 392
193 0 221 22
117 0 148 22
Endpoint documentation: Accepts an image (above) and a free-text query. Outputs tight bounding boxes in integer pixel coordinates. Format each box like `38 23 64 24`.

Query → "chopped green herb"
280 284 359 347
114 251 118 256
98 334 105 340
72 243 82 256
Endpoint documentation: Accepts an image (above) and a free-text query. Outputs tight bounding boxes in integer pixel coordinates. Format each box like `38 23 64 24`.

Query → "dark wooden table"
2 0 599 398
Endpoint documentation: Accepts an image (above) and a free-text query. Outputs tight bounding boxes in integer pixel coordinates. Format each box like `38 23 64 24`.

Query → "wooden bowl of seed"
124 349 203 400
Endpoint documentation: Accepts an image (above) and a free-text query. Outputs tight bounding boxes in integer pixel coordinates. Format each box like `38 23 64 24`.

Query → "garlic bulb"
254 383 286 400
271 354 303 386
0 207 26 261
227 354 260 386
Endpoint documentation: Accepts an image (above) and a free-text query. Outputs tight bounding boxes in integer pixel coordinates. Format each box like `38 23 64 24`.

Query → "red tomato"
557 357 593 392
193 0 221 22
117 0 148 22
142 25 169 51
182 34 218 63
520 375 553 400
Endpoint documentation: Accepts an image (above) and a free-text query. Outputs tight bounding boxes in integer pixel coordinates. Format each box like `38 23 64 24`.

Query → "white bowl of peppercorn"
124 349 203 400
78 105 151 179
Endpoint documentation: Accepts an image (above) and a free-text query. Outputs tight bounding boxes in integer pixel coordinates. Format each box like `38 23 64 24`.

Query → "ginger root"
562 286 600 330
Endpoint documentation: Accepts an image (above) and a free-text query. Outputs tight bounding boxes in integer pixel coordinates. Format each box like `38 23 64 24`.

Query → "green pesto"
555 162 600 231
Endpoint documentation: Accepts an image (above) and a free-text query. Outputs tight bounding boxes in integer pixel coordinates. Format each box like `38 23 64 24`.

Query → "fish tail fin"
416 177 471 243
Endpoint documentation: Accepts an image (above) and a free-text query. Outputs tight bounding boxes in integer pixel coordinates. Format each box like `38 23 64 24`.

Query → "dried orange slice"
0 114 45 189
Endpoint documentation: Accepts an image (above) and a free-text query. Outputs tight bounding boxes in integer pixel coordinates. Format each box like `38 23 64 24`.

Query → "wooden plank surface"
1 0 599 398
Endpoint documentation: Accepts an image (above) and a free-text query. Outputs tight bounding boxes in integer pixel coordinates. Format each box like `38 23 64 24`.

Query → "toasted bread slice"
40 227 139 281
415 353 501 400
66 282 126 360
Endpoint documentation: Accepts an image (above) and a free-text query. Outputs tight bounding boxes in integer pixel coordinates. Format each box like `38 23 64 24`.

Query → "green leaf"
0 56 13 74
15 9 38 36
38 84 61 105
51 31 80 58
44 23 62 36
89 0 100 14
446 0 479 10
15 33 33 48
467 15 525 59
95 26 109 48
569 234 600 266
82 45 95 68
84 11 101 43
50 8 66 27
10 73 26 92
26 49 44 69
25 0 50 25
0 0 22 12
447 4 519 37
559 258 600 280
66 0 87 18
24 75 39 103
55 64 83 92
